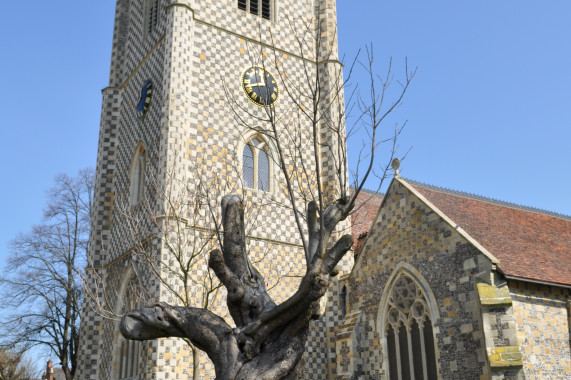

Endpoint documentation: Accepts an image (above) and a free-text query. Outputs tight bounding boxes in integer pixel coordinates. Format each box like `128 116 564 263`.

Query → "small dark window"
398 324 410 379
238 0 271 20
147 0 159 35
424 320 438 380
411 319 424 379
340 285 347 318
250 0 259 15
261 0 271 20
387 325 398 380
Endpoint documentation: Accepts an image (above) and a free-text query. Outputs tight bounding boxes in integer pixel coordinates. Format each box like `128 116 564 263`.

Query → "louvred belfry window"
237 0 272 20
385 275 438 380
146 0 159 36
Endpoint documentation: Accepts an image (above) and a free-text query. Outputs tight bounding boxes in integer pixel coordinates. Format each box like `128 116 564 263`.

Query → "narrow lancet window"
129 144 146 206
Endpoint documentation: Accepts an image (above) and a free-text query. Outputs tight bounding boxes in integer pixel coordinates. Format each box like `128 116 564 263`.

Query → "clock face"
241 66 279 107
137 80 153 119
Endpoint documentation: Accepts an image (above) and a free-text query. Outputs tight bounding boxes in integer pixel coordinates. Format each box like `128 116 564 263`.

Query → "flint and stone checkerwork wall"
335 177 571 379
509 281 571 379
78 0 353 379
338 178 497 379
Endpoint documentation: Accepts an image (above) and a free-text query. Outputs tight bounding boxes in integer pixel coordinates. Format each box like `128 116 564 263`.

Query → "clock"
241 66 279 107
137 79 153 119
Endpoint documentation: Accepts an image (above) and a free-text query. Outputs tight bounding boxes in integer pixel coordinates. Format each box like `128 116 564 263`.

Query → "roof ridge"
350 186 384 195
404 178 571 221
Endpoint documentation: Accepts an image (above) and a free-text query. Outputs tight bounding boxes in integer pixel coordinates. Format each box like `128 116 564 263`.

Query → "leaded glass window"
385 275 438 380
242 136 271 191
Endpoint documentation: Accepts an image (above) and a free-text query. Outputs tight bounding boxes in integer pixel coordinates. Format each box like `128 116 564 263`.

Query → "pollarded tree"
119 13 414 380
0 169 94 380
87 163 284 379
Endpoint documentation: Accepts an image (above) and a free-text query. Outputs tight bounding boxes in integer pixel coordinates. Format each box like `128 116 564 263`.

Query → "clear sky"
337 0 571 216
0 1 570 267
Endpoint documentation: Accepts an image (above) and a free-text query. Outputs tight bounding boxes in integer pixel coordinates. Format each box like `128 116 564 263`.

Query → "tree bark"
121 194 353 379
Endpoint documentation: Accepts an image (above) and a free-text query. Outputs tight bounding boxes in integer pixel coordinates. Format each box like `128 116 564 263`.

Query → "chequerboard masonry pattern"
77 1 352 379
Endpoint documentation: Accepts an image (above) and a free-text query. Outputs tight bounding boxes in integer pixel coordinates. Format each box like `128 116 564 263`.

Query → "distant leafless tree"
0 348 37 380
0 169 94 380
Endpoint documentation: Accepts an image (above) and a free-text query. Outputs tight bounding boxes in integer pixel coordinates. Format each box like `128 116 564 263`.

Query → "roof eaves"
503 274 571 290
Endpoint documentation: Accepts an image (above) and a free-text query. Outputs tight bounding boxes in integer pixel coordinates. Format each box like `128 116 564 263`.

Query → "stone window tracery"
385 275 438 380
242 135 271 191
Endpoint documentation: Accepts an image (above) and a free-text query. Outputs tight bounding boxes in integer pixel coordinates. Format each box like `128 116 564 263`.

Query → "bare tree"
119 15 415 380
86 164 284 379
0 348 37 380
0 169 94 380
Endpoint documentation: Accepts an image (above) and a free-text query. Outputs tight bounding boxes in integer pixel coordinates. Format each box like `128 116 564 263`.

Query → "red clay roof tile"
409 182 571 287
350 181 571 287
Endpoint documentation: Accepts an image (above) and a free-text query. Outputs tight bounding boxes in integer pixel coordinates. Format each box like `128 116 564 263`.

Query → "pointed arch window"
385 275 438 380
117 276 143 379
129 144 146 206
242 136 271 191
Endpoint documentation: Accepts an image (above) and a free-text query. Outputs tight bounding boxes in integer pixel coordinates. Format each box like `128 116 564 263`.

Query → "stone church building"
334 177 570 379
76 0 571 379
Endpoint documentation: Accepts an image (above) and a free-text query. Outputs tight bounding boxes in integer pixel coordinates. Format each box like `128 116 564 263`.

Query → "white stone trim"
237 128 278 194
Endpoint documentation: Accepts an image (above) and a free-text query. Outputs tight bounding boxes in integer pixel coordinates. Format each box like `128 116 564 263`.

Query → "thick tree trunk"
121 195 353 379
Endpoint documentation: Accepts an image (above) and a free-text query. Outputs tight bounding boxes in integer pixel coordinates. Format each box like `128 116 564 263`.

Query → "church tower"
77 0 350 378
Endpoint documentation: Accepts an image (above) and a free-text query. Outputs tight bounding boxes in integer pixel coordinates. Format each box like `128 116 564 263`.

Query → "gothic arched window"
242 136 271 191
385 274 438 380
116 275 143 379
129 144 146 206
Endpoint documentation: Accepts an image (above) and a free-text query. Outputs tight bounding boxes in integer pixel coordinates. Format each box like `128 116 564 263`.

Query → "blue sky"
338 0 571 215
0 0 570 269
